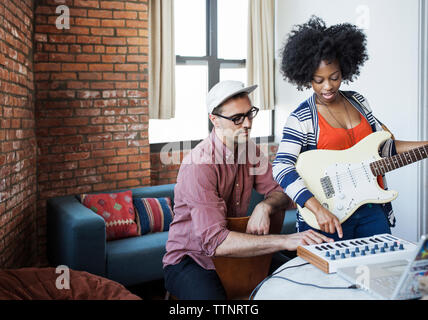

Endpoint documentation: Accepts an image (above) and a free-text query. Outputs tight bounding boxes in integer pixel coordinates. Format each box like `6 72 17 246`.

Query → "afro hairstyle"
279 16 369 90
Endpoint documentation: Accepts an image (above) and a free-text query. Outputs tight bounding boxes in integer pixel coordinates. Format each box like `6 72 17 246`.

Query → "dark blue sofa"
47 183 297 287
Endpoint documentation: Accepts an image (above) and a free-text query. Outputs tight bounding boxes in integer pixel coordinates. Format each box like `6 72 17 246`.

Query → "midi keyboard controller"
297 233 417 273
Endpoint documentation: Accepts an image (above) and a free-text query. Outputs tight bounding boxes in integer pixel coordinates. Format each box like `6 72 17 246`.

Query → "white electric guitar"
295 131 428 230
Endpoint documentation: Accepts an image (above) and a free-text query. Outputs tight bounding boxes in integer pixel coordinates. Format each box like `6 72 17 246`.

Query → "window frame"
150 0 274 153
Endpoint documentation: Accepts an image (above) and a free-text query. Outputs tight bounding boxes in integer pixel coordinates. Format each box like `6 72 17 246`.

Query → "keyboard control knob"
351 252 356 257
380 247 385 253
341 253 346 259
336 204 344 211
390 246 395 251
331 255 336 260
338 193 345 200
399 244 404 250
361 251 366 256
325 252 330 257
355 247 360 253
371 249 376 254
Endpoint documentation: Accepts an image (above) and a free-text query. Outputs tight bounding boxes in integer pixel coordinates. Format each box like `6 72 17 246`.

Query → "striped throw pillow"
133 197 174 235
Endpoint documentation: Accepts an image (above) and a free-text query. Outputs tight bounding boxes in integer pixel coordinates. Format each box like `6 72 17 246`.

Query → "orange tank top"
317 110 385 189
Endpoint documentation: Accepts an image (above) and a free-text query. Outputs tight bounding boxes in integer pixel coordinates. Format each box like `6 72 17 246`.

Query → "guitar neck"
370 144 428 176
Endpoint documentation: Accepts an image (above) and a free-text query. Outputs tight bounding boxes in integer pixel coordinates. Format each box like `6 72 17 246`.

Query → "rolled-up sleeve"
178 164 230 257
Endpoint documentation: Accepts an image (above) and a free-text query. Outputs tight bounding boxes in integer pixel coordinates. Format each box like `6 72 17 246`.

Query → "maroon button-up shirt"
162 129 283 270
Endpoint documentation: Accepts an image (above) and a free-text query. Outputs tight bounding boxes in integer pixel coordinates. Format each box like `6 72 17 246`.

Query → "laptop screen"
394 236 428 299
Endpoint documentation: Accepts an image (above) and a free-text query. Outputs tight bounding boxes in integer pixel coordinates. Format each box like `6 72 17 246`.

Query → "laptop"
337 234 428 300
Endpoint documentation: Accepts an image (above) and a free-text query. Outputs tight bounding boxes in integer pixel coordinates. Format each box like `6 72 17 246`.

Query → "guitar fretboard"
370 144 428 176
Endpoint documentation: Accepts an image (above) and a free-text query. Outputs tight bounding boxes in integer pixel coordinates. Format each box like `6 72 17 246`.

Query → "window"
149 0 272 145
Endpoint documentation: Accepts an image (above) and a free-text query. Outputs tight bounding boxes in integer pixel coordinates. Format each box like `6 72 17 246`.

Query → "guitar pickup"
320 176 335 199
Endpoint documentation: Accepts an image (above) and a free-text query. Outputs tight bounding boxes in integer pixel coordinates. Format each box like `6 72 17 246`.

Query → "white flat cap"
206 80 257 114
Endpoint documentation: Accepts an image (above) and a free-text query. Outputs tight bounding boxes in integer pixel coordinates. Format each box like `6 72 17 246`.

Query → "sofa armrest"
47 195 107 277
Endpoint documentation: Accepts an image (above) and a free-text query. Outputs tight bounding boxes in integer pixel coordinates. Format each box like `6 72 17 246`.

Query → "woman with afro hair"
273 16 427 241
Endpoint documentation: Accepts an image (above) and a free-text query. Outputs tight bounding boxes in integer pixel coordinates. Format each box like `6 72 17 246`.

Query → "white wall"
274 0 421 241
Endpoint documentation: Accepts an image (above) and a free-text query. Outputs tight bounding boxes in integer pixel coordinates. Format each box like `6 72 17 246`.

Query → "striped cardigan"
273 90 397 227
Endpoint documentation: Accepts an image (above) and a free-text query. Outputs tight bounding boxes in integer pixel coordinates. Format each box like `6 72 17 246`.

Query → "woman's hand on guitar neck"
304 197 343 239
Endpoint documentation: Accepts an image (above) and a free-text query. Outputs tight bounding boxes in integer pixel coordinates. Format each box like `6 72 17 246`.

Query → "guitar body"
296 131 398 230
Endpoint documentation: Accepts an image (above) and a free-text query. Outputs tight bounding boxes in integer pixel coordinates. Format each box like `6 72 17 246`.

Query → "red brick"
34 63 61 72
103 156 127 164
77 35 102 44
74 0 99 8
102 55 126 63
101 19 125 28
49 53 75 62
125 3 147 11
88 64 113 72
91 27 114 36
87 10 112 19
75 17 100 27
117 28 138 37
114 64 138 72
118 179 141 188
100 1 125 10
49 35 77 43
113 11 138 19
102 37 126 46
127 55 147 63
75 54 101 63
103 73 126 81
103 173 127 181
62 63 88 72
63 117 89 126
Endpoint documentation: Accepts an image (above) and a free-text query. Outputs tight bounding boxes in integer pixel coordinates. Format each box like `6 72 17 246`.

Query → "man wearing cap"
162 80 331 299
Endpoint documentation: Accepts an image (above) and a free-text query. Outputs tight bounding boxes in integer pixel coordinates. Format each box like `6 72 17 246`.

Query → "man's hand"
283 230 334 251
246 191 291 235
246 202 271 235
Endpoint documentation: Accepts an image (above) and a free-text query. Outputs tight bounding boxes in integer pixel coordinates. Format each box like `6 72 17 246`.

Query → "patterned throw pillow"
81 190 139 241
133 197 174 235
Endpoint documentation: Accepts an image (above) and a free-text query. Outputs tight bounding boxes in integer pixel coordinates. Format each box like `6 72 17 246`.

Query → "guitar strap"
351 95 396 140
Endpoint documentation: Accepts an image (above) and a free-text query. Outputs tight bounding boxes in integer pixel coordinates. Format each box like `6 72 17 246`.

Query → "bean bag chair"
0 267 141 300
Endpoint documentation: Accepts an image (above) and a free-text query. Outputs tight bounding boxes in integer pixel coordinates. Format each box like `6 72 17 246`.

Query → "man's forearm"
214 231 287 257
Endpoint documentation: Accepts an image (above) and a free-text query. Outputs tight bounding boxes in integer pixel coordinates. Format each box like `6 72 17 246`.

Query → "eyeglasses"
212 106 259 125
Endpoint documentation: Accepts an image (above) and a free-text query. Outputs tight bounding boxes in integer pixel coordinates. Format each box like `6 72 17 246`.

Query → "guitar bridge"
320 176 335 199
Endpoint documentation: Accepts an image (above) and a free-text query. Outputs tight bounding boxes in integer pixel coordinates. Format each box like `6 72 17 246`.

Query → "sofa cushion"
133 197 174 235
106 232 169 286
81 190 139 241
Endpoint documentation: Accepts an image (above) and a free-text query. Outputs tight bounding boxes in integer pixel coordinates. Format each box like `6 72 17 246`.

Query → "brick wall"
0 0 37 267
34 0 150 265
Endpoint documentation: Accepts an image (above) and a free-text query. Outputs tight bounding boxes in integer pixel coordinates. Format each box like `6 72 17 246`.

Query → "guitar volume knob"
336 204 344 211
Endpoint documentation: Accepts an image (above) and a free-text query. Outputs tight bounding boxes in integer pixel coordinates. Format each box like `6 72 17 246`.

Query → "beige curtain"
148 0 176 119
247 0 275 110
